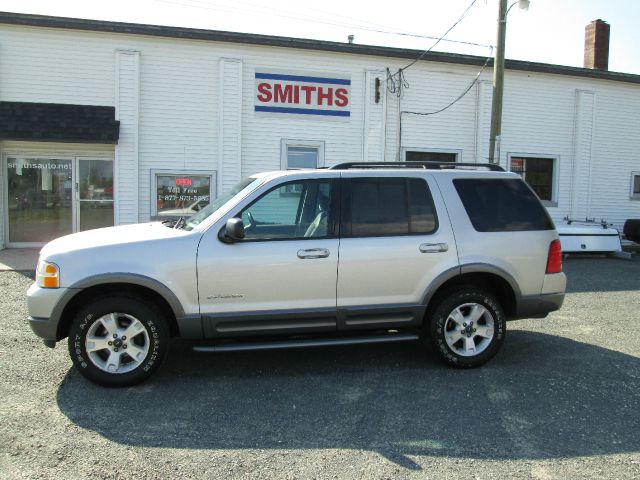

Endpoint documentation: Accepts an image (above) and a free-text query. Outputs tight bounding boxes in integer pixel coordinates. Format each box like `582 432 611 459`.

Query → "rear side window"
345 178 438 237
454 178 554 232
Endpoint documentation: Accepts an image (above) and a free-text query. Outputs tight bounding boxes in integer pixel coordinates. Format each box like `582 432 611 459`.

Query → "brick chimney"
584 19 610 70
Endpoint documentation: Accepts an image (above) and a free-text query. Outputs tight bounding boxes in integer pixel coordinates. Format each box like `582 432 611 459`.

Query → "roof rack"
329 161 505 172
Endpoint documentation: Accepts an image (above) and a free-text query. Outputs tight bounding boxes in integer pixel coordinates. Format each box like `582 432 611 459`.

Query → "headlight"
36 260 60 288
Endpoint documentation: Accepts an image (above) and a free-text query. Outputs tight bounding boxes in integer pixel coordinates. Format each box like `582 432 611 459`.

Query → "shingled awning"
0 101 120 144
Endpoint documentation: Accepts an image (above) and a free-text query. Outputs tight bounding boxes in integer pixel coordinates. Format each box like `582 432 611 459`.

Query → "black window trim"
340 176 439 239
220 178 340 243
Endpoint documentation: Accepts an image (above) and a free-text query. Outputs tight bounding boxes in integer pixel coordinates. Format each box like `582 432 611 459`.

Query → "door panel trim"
202 307 337 338
338 303 425 330
201 303 432 338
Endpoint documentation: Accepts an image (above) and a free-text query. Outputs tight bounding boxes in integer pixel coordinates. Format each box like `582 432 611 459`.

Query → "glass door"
6 158 74 244
76 159 114 231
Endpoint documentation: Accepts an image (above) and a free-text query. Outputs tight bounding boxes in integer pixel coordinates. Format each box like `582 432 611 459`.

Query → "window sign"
152 171 216 218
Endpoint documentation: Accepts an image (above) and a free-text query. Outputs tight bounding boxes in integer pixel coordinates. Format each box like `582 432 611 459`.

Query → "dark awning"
0 101 120 144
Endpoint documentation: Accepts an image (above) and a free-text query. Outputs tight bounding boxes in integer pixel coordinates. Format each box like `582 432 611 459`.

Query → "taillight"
546 239 563 274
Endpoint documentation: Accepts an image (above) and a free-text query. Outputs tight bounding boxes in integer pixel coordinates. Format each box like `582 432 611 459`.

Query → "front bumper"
27 316 58 346
26 283 73 343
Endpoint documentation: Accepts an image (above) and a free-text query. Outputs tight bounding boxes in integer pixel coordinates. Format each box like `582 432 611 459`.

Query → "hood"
40 222 188 258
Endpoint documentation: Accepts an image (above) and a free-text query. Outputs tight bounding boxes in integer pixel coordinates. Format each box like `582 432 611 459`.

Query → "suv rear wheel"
68 294 169 387
429 288 505 368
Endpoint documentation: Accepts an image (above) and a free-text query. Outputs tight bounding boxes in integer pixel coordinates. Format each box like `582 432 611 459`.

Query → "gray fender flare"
51 273 186 338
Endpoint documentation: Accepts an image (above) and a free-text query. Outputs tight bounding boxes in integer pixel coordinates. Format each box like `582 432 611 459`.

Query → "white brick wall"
363 70 386 163
0 22 638 238
218 58 243 192
115 50 140 224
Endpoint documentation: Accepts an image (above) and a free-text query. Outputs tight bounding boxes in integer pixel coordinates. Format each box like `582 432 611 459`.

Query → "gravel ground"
0 256 639 479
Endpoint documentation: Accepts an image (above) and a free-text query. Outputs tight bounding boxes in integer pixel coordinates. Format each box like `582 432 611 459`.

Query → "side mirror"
220 217 245 243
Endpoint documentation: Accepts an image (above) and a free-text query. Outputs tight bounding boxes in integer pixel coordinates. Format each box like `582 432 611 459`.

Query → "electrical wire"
402 47 493 117
397 48 493 158
400 0 479 71
155 0 492 50
386 0 483 103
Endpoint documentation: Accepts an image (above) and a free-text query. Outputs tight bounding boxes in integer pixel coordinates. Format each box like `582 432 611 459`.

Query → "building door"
5 156 114 246
76 159 114 232
6 157 74 245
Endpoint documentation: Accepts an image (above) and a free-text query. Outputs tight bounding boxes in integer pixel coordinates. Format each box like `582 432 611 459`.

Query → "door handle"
419 243 448 253
297 248 330 259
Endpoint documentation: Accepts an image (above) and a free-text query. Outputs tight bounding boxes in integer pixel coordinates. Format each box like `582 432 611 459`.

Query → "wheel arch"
423 265 519 319
54 274 186 341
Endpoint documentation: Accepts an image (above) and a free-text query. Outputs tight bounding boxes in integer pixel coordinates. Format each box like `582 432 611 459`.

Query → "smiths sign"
255 72 350 117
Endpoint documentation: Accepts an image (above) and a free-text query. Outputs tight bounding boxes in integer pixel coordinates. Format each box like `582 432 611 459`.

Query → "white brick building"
0 12 638 247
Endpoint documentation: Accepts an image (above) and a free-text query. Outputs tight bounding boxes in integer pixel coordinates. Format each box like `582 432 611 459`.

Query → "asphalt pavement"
0 256 639 479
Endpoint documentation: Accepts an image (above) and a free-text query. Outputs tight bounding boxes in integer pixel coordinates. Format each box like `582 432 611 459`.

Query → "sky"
2 0 639 74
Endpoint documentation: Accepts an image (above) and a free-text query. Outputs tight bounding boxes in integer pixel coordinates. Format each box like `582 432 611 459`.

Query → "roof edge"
1 11 639 85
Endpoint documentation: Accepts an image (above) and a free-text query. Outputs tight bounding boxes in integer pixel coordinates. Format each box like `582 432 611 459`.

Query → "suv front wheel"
429 288 506 368
68 294 170 387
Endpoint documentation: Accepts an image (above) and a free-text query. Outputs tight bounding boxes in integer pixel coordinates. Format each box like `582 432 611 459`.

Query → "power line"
155 0 492 50
402 48 493 117
401 0 479 71
397 48 493 160
387 0 483 102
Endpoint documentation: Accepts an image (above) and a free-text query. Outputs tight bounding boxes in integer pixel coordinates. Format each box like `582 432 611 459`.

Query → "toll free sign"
255 72 350 118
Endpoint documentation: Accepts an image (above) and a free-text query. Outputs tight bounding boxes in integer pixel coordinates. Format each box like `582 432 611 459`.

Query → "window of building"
5 156 114 245
404 150 458 163
509 155 557 205
152 170 216 218
631 172 640 200
240 179 334 240
281 140 325 169
345 178 438 237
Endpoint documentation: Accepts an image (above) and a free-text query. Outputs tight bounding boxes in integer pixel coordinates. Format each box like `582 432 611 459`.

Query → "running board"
192 333 419 353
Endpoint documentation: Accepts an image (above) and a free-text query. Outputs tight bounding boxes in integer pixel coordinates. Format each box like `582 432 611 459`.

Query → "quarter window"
240 180 333 241
454 178 554 232
510 156 556 203
346 178 437 237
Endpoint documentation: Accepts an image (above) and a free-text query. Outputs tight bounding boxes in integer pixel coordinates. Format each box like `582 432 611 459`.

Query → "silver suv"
27 162 566 387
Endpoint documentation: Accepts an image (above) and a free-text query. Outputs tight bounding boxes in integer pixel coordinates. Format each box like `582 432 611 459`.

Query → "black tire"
68 294 169 387
428 288 506 368
623 219 640 243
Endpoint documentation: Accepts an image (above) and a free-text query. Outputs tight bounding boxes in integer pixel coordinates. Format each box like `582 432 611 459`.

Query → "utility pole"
488 0 507 164
488 0 529 164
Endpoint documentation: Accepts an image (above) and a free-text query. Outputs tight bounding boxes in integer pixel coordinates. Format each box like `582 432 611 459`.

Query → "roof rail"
329 161 505 172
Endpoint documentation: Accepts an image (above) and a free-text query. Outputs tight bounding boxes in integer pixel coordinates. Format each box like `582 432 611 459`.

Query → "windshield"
182 177 259 231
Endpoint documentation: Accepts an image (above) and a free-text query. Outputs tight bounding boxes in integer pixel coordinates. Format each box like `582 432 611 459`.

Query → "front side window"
510 156 556 203
345 178 438 237
240 180 334 241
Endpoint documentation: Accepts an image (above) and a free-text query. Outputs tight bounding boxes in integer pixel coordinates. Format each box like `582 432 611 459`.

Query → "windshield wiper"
174 216 186 229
